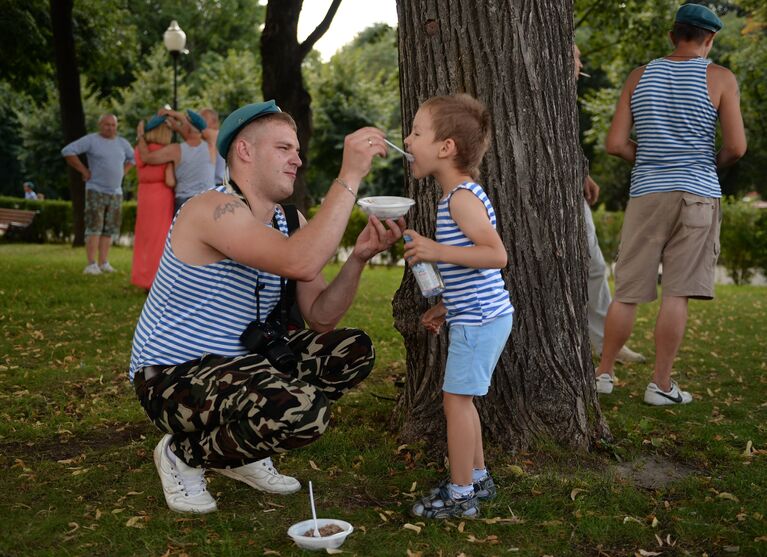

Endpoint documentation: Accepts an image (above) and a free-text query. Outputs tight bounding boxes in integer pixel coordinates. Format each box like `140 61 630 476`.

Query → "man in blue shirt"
62 114 135 274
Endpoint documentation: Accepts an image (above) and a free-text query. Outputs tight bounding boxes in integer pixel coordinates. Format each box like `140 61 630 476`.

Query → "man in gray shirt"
136 109 216 214
62 114 135 275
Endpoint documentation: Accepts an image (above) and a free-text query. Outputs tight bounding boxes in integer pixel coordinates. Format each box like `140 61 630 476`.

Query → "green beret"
675 4 723 33
186 109 207 131
144 114 167 131
217 100 282 158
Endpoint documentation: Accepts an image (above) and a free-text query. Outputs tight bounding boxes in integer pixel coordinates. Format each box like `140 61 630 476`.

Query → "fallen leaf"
403 523 422 533
64 522 79 535
637 550 661 556
718 492 740 502
723 546 739 553
458 521 465 533
508 465 525 477
651 516 660 528
378 512 388 522
262 550 280 556
743 440 754 457
125 516 146 528
570 488 587 501
126 491 144 496
309 460 321 471
624 516 643 524
409 481 417 492
325 549 343 555
406 551 423 557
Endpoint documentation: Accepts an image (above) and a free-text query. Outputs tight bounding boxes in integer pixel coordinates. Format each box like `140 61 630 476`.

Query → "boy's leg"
444 392 476 486
135 352 331 469
288 327 375 402
470 402 485 471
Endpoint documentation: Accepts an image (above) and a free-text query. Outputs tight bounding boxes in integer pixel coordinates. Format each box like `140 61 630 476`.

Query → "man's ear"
234 138 252 162
438 138 457 160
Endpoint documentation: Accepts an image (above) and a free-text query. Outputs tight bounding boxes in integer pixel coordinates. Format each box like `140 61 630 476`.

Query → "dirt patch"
1 421 153 463
612 455 696 490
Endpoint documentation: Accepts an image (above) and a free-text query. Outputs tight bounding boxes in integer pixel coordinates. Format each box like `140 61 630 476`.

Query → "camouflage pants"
133 328 374 468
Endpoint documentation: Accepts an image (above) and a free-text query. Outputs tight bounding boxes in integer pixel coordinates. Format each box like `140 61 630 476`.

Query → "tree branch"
574 0 607 30
298 0 343 59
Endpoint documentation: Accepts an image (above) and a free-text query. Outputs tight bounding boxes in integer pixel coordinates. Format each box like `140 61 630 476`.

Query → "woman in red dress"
131 115 175 290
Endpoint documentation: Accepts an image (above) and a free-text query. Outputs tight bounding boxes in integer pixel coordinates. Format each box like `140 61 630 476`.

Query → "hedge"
4 196 763 281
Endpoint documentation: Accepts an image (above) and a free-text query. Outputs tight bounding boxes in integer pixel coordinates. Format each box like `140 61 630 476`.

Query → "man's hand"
136 120 145 138
421 301 447 334
403 229 442 264
81 169 92 182
583 175 600 206
337 127 387 186
351 215 405 262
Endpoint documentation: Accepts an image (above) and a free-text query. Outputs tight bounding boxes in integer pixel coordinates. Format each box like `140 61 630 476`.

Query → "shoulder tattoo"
213 199 246 221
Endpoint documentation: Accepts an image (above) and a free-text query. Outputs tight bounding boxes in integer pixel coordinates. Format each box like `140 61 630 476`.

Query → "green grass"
1 243 766 556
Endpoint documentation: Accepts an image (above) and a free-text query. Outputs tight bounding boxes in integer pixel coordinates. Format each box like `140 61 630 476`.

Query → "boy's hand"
421 302 447 334
403 229 442 264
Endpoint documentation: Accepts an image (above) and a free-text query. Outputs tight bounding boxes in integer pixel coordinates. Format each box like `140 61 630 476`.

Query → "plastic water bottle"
404 235 445 297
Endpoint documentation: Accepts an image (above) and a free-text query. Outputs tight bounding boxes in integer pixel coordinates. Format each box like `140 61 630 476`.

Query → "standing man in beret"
595 4 746 404
129 100 404 513
62 114 135 275
200 107 227 186
136 109 216 214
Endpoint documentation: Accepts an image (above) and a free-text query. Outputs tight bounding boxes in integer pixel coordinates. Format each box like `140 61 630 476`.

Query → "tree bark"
50 0 87 246
261 0 342 213
392 0 609 454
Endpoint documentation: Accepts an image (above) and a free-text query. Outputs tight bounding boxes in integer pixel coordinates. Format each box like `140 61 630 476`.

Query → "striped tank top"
630 57 720 198
128 190 288 381
435 182 513 326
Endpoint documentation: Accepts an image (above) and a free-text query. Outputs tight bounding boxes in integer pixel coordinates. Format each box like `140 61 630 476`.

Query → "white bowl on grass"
357 196 415 219
287 518 354 551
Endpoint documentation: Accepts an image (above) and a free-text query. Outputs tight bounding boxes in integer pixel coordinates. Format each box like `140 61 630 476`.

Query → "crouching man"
129 101 404 513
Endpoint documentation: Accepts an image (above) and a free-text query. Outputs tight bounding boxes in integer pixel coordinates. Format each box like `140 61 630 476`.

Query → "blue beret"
144 114 167 131
675 4 723 33
186 109 207 132
217 100 282 158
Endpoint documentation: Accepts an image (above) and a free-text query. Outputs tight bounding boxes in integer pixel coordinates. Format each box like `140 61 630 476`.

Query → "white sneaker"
616 345 647 364
213 457 301 494
644 381 693 406
99 262 116 273
83 263 102 275
153 434 217 513
595 373 615 394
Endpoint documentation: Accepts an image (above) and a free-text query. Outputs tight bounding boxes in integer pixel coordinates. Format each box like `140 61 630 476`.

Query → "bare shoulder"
708 63 738 85
626 65 647 88
205 191 249 222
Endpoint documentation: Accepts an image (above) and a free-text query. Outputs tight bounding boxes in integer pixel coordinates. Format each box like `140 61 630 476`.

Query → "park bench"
0 208 38 238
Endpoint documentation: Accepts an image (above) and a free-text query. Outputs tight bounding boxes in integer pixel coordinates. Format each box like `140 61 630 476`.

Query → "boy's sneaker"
595 373 614 394
473 473 497 501
99 262 116 273
83 263 101 275
213 457 301 494
411 484 480 519
644 381 692 406
616 345 646 364
153 434 217 514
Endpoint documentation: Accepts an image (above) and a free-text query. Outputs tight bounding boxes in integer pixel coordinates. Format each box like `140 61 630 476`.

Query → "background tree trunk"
261 0 342 214
50 0 87 246
392 0 609 453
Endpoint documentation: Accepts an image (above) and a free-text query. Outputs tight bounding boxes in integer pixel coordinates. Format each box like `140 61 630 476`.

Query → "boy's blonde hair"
144 124 172 145
421 93 491 179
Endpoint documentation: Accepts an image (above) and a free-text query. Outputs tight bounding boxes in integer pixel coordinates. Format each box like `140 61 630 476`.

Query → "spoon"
309 481 320 538
383 138 415 162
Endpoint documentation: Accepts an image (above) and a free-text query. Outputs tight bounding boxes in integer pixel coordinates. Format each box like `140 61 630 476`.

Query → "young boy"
403 94 513 519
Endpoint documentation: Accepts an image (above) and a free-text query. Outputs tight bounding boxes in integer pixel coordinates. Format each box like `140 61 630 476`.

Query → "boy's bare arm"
714 68 747 168
605 66 645 163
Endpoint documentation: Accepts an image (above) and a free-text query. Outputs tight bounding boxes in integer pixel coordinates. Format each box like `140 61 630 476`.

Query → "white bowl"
357 196 415 219
287 518 354 551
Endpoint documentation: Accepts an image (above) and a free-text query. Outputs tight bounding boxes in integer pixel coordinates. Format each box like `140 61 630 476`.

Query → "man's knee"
285 387 331 441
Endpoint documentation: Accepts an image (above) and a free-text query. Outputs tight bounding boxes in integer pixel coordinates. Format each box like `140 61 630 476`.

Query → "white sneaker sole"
213 467 301 495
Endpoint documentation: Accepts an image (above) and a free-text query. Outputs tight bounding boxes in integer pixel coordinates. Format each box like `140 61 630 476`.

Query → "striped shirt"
630 57 720 198
435 182 513 326
128 190 288 381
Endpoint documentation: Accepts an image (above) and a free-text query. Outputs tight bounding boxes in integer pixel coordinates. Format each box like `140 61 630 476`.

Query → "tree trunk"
392 0 609 454
261 0 342 214
50 0 87 246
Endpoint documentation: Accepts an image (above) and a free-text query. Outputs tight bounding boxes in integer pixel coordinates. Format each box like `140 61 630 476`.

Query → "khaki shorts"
614 191 721 303
85 189 122 237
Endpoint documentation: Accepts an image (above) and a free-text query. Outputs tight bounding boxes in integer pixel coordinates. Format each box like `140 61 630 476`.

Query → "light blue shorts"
443 313 513 396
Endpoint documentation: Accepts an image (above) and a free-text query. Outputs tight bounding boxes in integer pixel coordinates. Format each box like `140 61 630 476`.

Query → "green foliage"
719 197 765 285
190 49 263 118
306 24 404 204
0 81 28 197
591 204 624 272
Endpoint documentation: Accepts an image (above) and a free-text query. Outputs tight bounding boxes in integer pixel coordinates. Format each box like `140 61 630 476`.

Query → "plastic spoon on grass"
309 481 320 537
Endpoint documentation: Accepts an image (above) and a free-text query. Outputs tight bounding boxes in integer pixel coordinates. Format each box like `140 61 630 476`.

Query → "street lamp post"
163 20 187 110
